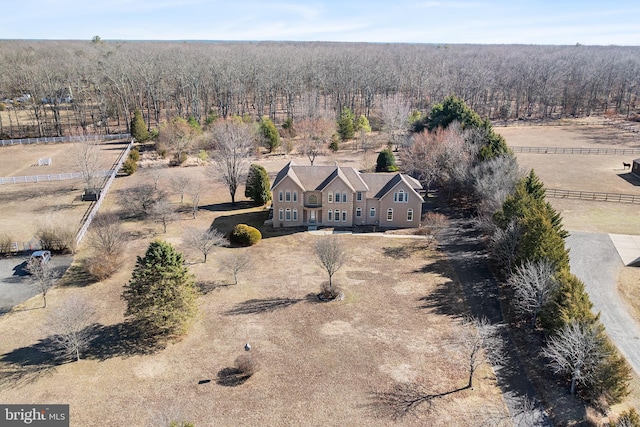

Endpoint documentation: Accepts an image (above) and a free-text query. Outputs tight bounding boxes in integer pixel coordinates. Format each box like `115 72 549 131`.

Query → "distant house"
270 161 424 229
632 159 640 177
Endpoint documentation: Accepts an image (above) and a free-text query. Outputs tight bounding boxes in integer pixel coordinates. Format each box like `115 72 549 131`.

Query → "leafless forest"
1 40 639 138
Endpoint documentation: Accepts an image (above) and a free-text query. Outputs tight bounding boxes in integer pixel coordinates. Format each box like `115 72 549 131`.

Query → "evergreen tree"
244 163 272 206
337 108 355 141
122 240 198 336
187 115 202 134
259 117 280 152
130 108 150 142
355 114 371 132
540 270 596 331
376 148 399 172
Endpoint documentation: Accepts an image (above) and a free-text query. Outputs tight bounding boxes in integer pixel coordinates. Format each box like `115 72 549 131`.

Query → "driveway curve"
566 231 640 376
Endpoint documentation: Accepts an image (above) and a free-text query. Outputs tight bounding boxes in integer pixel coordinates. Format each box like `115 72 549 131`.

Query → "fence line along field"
0 140 130 244
501 123 640 235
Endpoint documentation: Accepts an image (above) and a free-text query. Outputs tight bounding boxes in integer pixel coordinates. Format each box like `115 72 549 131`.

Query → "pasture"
0 140 129 244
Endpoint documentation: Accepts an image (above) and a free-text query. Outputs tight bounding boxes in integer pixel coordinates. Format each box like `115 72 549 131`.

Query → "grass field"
1 122 639 425
0 155 509 425
0 140 129 244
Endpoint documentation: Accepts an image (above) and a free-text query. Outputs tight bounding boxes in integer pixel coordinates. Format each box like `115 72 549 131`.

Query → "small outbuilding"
632 159 640 177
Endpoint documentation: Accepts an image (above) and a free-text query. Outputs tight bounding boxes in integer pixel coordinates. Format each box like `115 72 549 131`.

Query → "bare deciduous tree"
169 173 191 205
541 320 606 396
118 184 167 218
507 259 558 327
73 139 102 189
489 220 522 274
209 119 255 205
151 200 177 233
146 166 166 191
459 316 504 389
380 94 411 150
187 179 204 219
221 252 252 285
296 118 334 166
183 227 227 263
46 295 97 362
27 257 60 308
89 213 127 257
314 236 346 297
419 212 450 242
470 154 523 217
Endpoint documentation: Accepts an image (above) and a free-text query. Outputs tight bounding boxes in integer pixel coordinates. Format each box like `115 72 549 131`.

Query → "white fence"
75 140 134 246
0 133 130 146
0 170 113 185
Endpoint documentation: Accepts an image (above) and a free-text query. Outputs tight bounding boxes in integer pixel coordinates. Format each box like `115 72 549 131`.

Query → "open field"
0 140 129 243
501 124 640 235
0 156 508 426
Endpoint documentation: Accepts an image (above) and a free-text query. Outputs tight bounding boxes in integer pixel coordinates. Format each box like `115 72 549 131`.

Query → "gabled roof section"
361 173 424 199
271 160 304 190
316 167 357 192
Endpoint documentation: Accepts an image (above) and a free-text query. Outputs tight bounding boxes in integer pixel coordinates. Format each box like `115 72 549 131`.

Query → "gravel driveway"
566 231 640 376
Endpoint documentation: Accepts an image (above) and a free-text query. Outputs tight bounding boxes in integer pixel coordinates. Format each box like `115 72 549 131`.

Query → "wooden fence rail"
511 146 640 155
546 188 640 204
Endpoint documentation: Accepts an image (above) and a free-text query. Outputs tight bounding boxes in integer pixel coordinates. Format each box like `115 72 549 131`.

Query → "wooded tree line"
0 40 639 138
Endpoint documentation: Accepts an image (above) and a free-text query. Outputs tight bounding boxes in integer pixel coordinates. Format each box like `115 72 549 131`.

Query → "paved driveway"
566 231 640 376
0 254 73 314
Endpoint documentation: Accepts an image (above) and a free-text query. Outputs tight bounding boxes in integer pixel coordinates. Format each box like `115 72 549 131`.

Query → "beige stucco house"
270 161 424 229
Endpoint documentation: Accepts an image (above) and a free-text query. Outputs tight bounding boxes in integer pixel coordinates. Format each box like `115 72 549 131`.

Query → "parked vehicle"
29 250 51 266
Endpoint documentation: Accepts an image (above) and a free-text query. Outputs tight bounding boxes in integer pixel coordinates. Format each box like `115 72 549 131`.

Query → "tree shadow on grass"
417 281 468 318
0 335 67 389
216 367 252 387
223 297 303 315
367 383 468 420
382 242 431 259
86 322 166 361
57 264 95 288
196 280 234 295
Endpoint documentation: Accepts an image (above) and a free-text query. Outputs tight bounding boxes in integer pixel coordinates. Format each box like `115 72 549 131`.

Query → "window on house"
335 192 340 203
308 194 318 205
334 210 340 221
394 190 408 203
370 207 376 217
387 208 393 221
285 209 291 221
328 210 333 221
342 210 347 222
328 193 333 203
356 192 362 201
279 191 283 202
285 191 291 202
356 207 362 217
293 192 298 202
278 209 284 221
407 209 413 221
342 192 347 203
293 209 298 221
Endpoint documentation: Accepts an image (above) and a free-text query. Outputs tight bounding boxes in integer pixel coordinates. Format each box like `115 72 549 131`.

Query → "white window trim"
342 210 347 222
293 192 298 202
328 210 333 221
335 192 340 203
356 207 362 217
342 192 347 203
285 191 291 202
370 207 376 217
334 209 340 221
387 208 393 221
278 208 284 221
356 191 362 201
279 191 283 202
285 208 291 221
407 209 413 221
293 209 298 221
328 193 333 203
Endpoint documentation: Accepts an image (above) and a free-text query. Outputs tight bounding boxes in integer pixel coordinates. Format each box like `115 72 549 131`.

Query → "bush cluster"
234 353 259 377
229 224 261 246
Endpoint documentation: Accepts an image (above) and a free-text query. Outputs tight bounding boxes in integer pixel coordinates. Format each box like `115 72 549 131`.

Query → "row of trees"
394 96 631 409
1 40 639 138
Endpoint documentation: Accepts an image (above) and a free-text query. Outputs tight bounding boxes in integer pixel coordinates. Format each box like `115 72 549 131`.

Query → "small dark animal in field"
623 162 631 169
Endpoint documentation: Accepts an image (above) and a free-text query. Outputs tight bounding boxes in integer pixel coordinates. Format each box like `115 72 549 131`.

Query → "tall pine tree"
245 163 272 206
122 240 198 336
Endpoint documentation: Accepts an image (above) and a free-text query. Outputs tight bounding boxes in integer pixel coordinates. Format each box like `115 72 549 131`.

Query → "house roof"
272 161 423 200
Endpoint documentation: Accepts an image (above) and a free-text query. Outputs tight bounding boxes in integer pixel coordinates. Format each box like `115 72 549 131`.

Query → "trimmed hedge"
229 224 261 246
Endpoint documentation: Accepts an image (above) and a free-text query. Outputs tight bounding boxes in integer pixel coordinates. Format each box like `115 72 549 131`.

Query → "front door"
309 210 316 224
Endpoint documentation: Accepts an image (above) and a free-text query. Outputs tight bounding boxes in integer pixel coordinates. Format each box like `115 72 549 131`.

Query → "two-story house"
270 161 424 229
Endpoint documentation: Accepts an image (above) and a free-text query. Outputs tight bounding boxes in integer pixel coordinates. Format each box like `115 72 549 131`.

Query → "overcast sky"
3 0 639 45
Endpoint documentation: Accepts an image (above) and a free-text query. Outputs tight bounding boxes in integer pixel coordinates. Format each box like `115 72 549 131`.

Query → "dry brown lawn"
0 140 129 243
0 151 508 426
